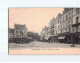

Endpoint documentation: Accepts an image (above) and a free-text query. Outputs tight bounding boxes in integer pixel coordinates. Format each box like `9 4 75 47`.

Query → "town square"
9 8 80 50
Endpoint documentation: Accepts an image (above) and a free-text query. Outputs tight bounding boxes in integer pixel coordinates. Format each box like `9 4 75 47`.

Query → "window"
63 17 64 22
51 30 53 35
66 22 67 27
58 25 59 29
63 23 64 28
20 31 21 33
56 31 57 34
58 20 59 23
60 24 62 29
76 17 78 23
66 15 67 20
61 18 62 22
66 29 67 31
69 28 71 32
16 31 18 33
69 21 70 26
69 13 70 19
52 29 54 34
16 35 18 38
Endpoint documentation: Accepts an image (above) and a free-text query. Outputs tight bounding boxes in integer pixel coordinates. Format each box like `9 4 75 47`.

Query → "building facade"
14 24 28 38
50 8 80 43
54 8 73 35
9 28 14 38
9 24 28 43
40 26 50 41
49 18 55 35
8 28 14 42
72 8 80 33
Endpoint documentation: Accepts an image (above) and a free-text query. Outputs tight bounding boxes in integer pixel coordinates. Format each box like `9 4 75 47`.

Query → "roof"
14 24 27 30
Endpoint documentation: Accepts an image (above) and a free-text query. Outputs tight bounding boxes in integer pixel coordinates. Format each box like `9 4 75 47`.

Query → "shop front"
57 32 72 44
48 35 58 42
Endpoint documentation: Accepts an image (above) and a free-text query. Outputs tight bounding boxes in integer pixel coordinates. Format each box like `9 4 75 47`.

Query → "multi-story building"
40 8 80 43
72 8 80 33
72 8 80 44
14 24 28 38
40 26 50 41
60 8 73 34
50 8 80 43
49 18 55 35
54 13 62 35
44 27 51 41
40 31 45 41
9 24 28 43
48 18 58 42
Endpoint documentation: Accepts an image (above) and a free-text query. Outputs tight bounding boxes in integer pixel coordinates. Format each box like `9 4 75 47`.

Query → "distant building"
44 27 50 40
9 24 28 43
48 18 58 42
54 13 62 35
40 31 45 40
14 24 28 38
49 18 55 35
9 28 14 38
40 26 50 41
8 28 14 42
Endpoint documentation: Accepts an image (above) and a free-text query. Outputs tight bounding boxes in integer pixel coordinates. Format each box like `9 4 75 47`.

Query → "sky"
9 8 64 34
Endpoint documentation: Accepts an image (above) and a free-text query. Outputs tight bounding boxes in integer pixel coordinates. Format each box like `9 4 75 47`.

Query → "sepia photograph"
8 8 80 54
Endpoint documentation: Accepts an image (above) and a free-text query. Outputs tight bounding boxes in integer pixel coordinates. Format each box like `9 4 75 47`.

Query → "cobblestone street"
9 41 80 49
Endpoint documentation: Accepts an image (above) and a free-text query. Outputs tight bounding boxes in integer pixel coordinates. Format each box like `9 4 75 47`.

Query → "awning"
58 32 71 36
45 35 58 40
50 35 58 37
58 36 66 39
72 23 80 27
45 36 50 40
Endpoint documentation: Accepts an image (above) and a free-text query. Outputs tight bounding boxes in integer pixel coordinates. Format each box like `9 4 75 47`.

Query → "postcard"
8 8 80 54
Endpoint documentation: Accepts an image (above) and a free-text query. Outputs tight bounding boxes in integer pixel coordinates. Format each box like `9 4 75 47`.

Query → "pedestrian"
71 35 75 47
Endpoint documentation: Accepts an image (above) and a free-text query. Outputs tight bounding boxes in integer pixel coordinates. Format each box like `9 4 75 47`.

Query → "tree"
27 31 40 41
